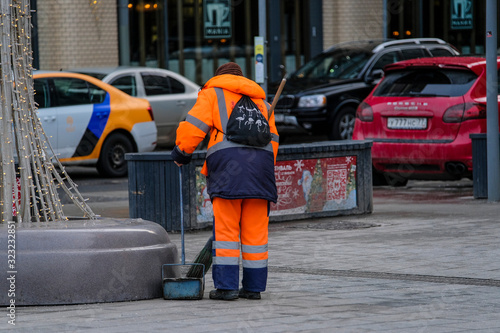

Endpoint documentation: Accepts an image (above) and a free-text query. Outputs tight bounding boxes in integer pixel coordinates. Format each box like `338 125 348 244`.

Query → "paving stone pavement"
2 180 500 332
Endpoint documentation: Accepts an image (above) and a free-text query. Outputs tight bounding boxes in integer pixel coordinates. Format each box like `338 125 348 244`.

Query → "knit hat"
215 62 243 76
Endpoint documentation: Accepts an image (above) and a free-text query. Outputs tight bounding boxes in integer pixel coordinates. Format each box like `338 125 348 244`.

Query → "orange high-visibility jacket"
172 74 279 202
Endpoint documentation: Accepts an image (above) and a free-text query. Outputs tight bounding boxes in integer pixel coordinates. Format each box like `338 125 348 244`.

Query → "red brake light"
147 106 155 121
463 103 486 120
443 103 486 123
356 101 373 122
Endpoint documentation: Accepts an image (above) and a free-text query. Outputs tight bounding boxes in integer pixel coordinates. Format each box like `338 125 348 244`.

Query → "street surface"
21 147 496 333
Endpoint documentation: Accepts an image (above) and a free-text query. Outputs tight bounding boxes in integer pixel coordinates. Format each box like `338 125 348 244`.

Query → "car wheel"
328 106 356 140
97 133 134 177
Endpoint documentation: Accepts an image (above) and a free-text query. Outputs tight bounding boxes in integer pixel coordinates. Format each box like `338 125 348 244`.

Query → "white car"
34 71 157 177
71 67 200 147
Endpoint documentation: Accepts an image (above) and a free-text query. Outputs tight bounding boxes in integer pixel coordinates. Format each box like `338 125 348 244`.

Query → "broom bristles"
186 236 213 278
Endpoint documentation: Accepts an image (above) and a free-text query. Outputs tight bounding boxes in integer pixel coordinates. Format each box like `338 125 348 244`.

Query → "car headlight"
297 94 326 108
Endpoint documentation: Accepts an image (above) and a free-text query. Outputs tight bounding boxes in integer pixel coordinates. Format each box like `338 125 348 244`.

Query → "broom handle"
179 166 185 265
269 75 287 114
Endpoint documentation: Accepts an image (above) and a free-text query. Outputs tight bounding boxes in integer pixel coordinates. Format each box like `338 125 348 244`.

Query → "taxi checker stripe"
73 93 111 157
213 256 239 265
213 240 240 250
185 114 211 134
241 244 268 253
242 259 268 269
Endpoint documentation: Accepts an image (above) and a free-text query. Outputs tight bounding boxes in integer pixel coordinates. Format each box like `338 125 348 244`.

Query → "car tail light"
463 102 486 120
356 101 373 122
443 103 486 123
147 105 155 121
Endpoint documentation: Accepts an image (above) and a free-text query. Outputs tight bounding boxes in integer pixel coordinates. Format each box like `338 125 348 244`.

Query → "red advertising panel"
195 156 357 223
271 156 357 215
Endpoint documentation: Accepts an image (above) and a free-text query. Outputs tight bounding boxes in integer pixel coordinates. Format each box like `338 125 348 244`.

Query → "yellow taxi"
34 71 157 177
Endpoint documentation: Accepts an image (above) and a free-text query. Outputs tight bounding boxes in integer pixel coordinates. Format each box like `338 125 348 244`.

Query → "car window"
142 74 171 96
109 75 137 96
89 84 107 104
34 79 50 109
429 48 455 57
372 51 403 71
373 68 477 97
292 49 372 80
52 78 105 106
401 48 429 60
168 76 185 94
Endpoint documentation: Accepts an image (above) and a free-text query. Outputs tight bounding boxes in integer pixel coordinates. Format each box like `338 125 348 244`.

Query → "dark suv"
271 38 459 141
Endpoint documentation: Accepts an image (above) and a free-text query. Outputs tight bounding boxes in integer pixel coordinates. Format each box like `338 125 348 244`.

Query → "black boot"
209 289 239 300
238 288 261 300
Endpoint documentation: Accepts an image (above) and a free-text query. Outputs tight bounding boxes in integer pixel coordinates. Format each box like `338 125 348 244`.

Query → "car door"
34 78 58 150
51 77 96 158
140 72 189 144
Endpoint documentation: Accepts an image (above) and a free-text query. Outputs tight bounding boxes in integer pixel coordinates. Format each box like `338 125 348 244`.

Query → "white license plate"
387 117 427 130
275 113 285 122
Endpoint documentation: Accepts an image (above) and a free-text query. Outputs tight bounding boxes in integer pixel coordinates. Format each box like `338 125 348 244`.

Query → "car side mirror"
366 69 384 84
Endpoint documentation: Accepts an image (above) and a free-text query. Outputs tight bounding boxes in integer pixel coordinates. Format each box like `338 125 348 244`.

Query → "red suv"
353 56 499 186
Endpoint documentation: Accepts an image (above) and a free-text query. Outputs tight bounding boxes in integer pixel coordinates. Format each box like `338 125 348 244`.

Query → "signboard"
254 36 265 83
451 0 473 30
194 156 357 223
204 0 232 39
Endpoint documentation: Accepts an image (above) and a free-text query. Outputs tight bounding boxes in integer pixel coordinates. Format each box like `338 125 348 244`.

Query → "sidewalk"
3 179 500 332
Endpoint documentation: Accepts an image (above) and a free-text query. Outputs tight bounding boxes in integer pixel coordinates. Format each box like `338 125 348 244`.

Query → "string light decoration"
0 0 96 223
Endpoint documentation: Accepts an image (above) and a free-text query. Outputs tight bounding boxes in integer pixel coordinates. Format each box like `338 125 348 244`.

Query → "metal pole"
258 0 267 95
486 0 500 202
383 0 388 40
118 0 130 66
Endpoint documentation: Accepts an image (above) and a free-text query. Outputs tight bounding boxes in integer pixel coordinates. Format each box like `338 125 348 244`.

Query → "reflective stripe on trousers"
212 197 269 292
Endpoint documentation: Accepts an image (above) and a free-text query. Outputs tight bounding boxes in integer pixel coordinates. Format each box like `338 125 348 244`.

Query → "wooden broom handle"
269 76 287 114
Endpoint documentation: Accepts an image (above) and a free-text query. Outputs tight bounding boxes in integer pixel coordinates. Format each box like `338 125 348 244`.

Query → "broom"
186 235 213 278
186 75 288 279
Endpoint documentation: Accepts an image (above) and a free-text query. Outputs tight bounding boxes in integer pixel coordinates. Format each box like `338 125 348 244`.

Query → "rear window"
373 68 477 97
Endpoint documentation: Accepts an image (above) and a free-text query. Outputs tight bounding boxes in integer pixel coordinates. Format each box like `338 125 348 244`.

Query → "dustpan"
162 167 205 300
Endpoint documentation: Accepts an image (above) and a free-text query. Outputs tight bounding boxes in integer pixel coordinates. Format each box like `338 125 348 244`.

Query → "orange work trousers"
211 197 269 292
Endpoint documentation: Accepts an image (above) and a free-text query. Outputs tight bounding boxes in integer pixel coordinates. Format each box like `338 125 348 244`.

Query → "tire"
328 106 356 140
97 133 134 178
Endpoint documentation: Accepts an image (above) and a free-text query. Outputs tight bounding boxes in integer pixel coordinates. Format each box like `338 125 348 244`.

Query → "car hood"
280 77 362 96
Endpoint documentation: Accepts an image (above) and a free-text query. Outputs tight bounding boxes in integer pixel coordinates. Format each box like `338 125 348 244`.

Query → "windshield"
292 48 372 80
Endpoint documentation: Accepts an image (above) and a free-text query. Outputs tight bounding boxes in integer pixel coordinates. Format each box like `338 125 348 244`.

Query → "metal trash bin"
470 133 500 199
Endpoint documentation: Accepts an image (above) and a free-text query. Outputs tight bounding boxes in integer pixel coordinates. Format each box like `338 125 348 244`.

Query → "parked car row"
269 38 459 141
32 67 200 177
33 39 495 185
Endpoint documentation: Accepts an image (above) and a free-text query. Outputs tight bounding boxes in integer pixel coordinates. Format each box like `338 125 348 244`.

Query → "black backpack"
225 95 272 147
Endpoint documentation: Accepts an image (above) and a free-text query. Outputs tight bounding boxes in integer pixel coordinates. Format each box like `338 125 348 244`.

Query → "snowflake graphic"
294 160 304 172
292 188 300 198
346 156 353 163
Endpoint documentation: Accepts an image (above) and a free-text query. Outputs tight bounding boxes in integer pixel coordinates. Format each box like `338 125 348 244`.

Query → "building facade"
32 0 493 86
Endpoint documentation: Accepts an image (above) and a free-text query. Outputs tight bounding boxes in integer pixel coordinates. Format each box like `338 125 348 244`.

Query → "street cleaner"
171 62 279 300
